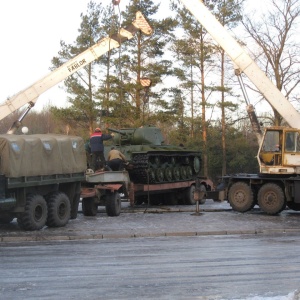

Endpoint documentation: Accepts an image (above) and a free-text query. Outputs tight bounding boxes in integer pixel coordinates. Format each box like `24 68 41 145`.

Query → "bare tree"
243 0 300 125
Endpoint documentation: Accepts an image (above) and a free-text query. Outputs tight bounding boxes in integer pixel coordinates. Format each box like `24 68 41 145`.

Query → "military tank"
104 125 201 184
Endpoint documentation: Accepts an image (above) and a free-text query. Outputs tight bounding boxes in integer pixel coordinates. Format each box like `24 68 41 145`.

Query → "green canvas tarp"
0 134 87 178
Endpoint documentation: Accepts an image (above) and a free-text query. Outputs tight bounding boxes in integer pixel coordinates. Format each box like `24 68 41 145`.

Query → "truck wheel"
228 182 255 212
184 185 196 205
82 197 98 216
17 194 48 230
106 192 121 216
46 192 71 227
257 183 286 215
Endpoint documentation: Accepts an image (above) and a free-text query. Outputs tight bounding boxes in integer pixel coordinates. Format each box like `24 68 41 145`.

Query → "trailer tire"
228 182 254 212
199 184 207 205
46 192 70 227
184 185 196 205
82 197 98 216
106 192 121 216
17 194 48 231
258 183 286 215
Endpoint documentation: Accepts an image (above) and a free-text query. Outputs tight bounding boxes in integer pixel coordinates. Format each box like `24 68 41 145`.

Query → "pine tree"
114 0 177 126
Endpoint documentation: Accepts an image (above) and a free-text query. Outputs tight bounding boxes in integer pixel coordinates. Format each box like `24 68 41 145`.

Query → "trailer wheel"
258 183 286 215
199 184 207 205
46 192 70 227
228 182 254 212
184 184 196 205
106 191 121 216
82 197 98 216
17 194 48 230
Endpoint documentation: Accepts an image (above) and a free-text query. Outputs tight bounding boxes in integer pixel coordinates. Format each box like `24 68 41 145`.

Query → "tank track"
129 152 201 184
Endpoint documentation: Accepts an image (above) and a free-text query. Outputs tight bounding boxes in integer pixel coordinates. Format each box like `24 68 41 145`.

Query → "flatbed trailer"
81 171 210 216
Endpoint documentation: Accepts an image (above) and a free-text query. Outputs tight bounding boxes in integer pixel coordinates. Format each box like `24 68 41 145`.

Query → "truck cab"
258 127 300 175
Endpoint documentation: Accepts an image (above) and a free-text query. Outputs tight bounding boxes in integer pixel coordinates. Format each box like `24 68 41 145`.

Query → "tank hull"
104 145 201 184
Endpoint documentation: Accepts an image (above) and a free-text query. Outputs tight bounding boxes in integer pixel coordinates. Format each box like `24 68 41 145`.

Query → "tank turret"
108 125 164 146
104 125 201 184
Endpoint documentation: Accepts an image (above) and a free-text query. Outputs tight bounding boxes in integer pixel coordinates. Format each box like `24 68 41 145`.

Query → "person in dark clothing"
107 147 128 171
89 128 113 171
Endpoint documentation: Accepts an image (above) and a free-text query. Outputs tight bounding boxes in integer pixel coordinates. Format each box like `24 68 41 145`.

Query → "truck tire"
17 194 48 230
82 197 98 216
228 181 255 212
257 183 286 215
46 192 71 227
106 192 121 216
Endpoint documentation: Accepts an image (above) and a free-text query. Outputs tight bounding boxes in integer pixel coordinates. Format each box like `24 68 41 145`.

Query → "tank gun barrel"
107 128 127 135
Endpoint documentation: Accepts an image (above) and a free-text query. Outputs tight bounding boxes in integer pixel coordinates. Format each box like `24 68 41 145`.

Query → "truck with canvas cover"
0 134 86 230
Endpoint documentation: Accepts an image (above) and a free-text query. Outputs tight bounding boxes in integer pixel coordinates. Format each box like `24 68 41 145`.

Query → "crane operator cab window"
284 131 300 152
259 130 282 166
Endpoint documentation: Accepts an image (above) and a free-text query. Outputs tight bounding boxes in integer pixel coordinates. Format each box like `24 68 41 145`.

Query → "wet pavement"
1 199 300 242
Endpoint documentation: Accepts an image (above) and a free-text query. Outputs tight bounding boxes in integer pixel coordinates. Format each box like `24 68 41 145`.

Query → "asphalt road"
1 234 300 299
1 200 300 299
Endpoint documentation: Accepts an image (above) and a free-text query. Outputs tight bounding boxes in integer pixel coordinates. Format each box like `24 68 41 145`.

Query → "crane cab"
258 127 300 175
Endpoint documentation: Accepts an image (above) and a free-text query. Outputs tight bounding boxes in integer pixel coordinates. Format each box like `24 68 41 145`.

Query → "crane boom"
0 11 152 128
179 0 300 128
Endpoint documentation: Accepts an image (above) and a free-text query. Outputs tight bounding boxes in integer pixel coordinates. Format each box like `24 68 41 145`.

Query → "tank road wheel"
106 191 121 216
46 192 71 227
184 184 196 205
180 166 187 180
17 194 48 230
164 167 173 182
172 167 180 181
82 197 98 216
257 183 286 215
185 166 193 179
228 182 255 212
155 168 164 182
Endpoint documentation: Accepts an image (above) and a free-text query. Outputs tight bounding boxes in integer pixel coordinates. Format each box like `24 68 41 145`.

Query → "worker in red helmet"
89 128 113 171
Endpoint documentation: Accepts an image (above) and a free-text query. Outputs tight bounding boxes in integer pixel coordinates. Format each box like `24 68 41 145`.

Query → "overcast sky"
0 0 265 113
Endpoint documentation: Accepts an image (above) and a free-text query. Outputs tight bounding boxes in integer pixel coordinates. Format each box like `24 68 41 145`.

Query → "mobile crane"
180 0 300 215
0 12 152 230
